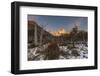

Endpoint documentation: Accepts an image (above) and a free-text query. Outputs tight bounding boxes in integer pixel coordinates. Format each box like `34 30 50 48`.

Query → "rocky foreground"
28 43 88 61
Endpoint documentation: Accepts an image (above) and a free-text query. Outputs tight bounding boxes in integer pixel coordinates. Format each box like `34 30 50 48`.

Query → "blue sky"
28 15 88 32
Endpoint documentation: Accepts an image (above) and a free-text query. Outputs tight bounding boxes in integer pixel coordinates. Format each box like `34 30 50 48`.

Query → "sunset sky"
28 15 88 32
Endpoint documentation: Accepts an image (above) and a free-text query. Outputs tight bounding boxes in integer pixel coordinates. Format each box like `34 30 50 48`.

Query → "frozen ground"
28 43 88 60
59 44 88 59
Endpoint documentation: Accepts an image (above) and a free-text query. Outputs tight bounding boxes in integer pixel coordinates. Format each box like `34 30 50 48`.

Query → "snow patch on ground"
28 44 88 60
